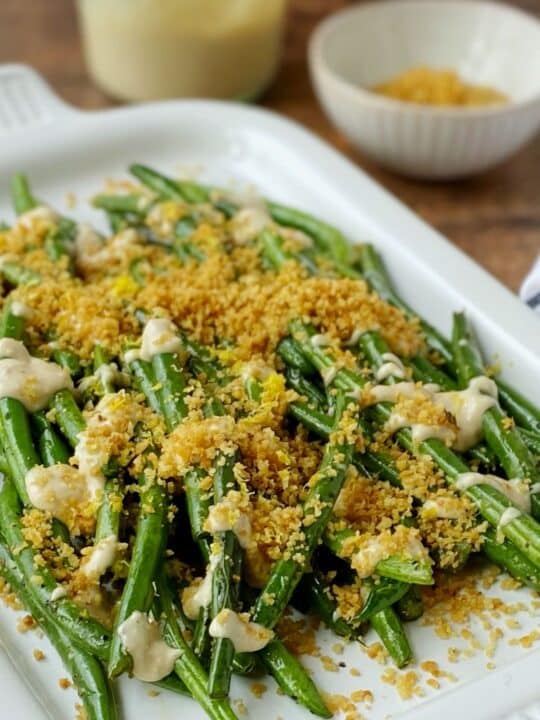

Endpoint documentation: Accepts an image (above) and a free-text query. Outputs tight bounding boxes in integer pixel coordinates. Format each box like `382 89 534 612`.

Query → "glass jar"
76 0 288 102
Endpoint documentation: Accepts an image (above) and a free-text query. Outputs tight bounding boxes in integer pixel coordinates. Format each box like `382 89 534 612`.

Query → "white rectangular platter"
0 64 539 720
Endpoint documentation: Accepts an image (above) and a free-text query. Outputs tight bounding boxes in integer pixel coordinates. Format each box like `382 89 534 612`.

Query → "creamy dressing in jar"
77 0 288 101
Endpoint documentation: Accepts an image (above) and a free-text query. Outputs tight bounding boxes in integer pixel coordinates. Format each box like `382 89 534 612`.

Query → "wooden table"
1 0 538 291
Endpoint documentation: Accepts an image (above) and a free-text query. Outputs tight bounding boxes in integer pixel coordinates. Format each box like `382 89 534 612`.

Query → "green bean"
370 606 412 668
130 164 208 204
192 604 211 668
396 586 425 622
303 573 359 636
266 201 349 264
325 527 433 585
0 301 25 340
93 345 115 394
482 527 540 591
277 336 316 376
129 358 165 416
497 380 540 435
51 389 85 447
259 639 332 718
0 540 117 720
95 479 122 541
52 348 83 379
93 193 151 216
285 367 327 409
30 410 72 545
0 262 40 286
153 675 191 697
408 355 457 390
152 352 187 432
520 428 540 457
354 578 410 623
208 454 242 698
11 173 38 214
287 383 538 588
260 228 323 276
184 466 212 560
0 397 40 505
108 476 168 677
44 217 77 270
358 244 454 367
362 330 498 471
154 568 240 720
32 410 71 466
108 211 127 233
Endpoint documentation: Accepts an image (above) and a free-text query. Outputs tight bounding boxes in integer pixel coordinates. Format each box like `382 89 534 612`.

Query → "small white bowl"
309 0 540 179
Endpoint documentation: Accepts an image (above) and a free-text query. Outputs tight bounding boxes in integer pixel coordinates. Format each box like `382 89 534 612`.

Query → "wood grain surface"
0 0 538 291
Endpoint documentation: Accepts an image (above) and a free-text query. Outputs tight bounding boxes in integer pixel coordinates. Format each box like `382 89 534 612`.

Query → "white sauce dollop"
209 609 273 653
375 353 406 382
50 586 67 602
125 318 183 364
10 301 32 319
181 552 221 621
80 535 126 580
17 206 58 230
205 491 252 549
436 376 498 451
230 206 272 244
118 611 181 682
455 472 531 514
366 377 498 452
25 464 92 530
0 339 73 412
496 507 522 541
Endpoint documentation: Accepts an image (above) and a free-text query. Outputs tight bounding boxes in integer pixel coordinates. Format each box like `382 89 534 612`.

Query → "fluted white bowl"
309 0 540 179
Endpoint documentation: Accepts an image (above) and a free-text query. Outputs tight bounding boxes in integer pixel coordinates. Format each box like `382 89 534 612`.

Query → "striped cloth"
520 256 540 314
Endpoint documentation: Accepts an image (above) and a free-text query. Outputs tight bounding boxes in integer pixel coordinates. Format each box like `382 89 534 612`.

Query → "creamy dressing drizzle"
384 412 456 446
365 377 497 451
25 464 92 529
240 360 273 383
10 301 32 319
321 365 337 386
74 223 104 261
496 507 522 541
455 473 531 514
423 498 461 520
208 609 273 653
0 339 72 412
50 586 67 602
436 377 498 451
76 227 139 267
118 611 181 682
310 334 331 348
182 552 221 621
230 205 272 244
345 328 364 347
375 353 406 382
80 535 126 579
17 206 58 230
78 362 128 393
352 534 428 579
125 318 183 364
205 491 252 549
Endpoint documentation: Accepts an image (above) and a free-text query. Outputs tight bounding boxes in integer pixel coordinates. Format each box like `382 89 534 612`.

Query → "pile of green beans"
0 167 538 720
